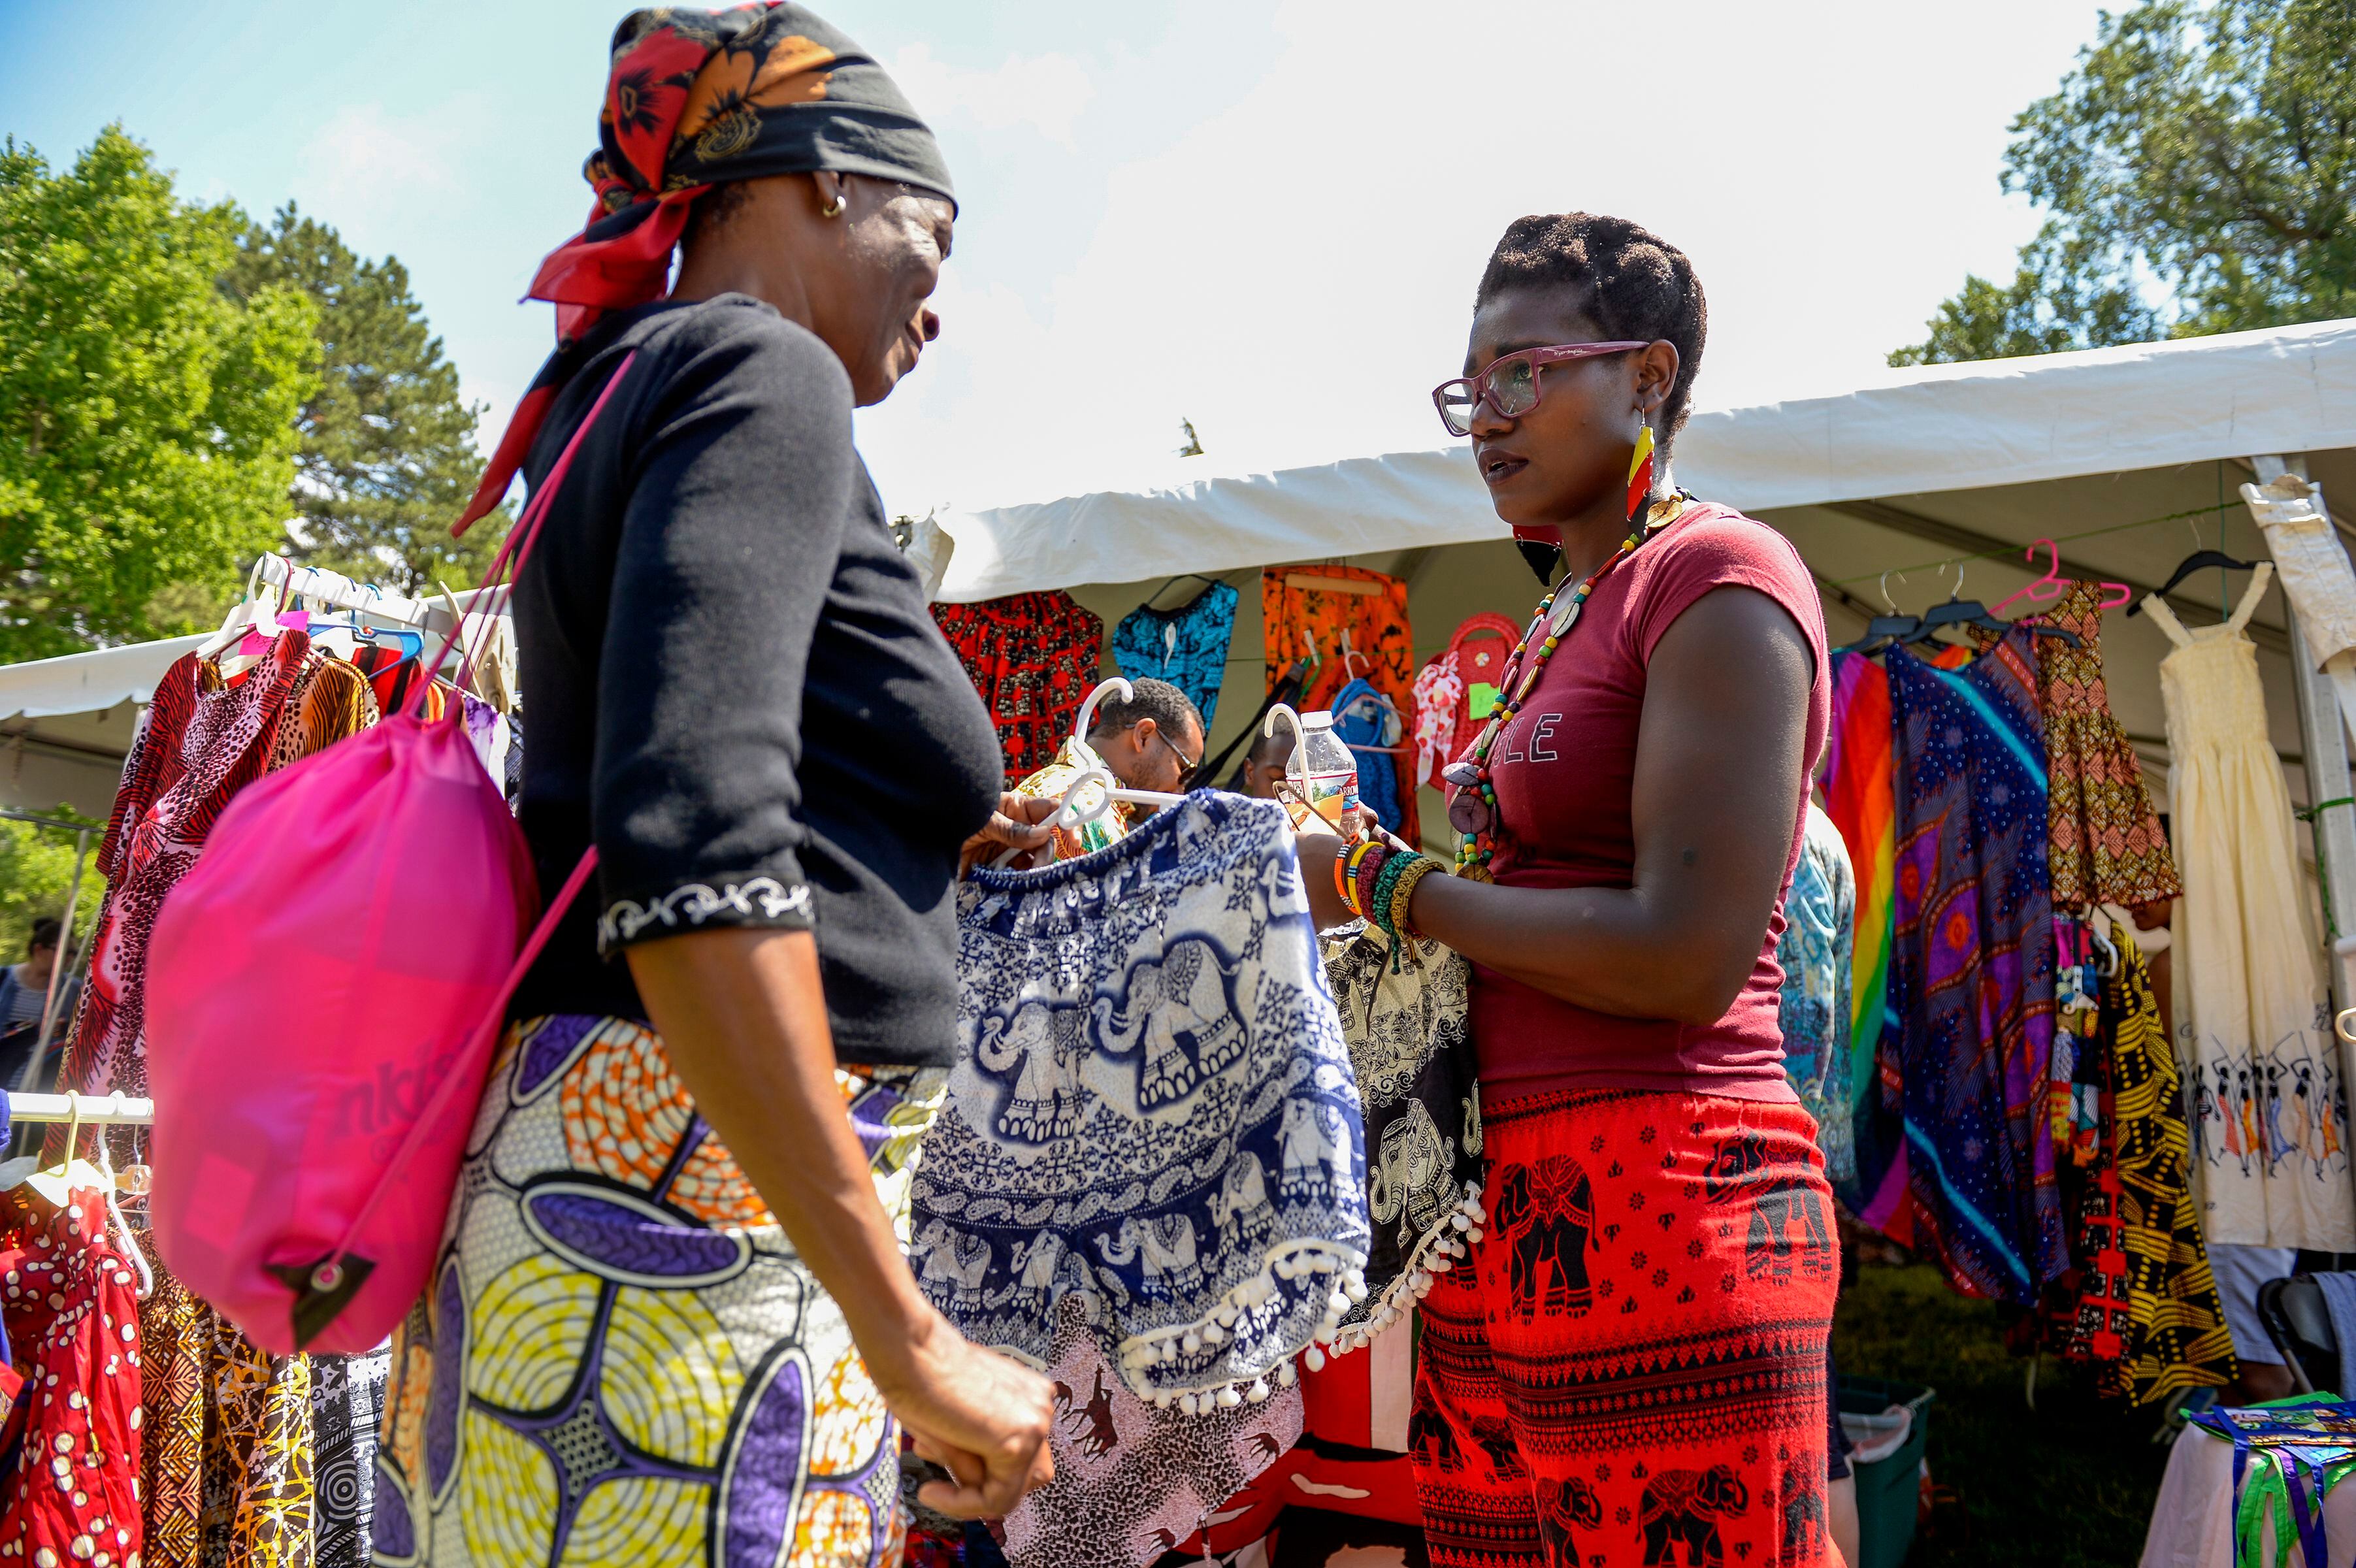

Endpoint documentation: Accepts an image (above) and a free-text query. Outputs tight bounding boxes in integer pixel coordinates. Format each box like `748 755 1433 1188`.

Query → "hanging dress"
1824 653 1897 1209
2146 566 2356 1250
1112 581 1239 732
932 592 1107 783
2103 923 2238 1404
1882 630 2068 1302
1778 804 1857 1185
2007 582 2182 914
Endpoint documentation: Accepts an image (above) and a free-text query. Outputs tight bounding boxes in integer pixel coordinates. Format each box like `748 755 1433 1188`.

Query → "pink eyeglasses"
1432 341 1650 436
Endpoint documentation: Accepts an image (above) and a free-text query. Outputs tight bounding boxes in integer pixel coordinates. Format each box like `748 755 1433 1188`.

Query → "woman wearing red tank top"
1299 215 1840 1567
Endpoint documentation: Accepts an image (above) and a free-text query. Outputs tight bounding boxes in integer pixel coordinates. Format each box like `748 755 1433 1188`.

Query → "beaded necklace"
1442 493 1690 879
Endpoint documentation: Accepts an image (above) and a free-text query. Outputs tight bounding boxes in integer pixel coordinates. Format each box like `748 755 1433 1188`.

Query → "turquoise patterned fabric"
1113 582 1239 730
1778 803 1857 1183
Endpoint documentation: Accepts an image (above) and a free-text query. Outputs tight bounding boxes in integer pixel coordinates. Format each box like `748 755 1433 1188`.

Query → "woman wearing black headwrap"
373 9 1056 1561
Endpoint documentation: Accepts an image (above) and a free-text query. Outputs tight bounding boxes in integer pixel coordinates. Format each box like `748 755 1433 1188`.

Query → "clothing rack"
8 1092 152 1126
248 556 504 642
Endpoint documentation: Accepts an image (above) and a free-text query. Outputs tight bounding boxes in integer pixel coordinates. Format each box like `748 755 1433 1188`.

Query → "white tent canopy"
0 635 210 723
934 319 2356 603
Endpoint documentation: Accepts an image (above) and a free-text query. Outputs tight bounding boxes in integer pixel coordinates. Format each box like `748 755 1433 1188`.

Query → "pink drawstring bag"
144 355 635 1355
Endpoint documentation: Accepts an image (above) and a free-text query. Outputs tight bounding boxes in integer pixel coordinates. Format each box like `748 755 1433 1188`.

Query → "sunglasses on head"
1432 340 1649 437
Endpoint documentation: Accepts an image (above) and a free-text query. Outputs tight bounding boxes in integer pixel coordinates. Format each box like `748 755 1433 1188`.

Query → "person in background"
1011 676 1205 860
2211 1243 2299 1403
1295 213 1837 1565
1086 678 1204 796
0 918 74 1091
371 11 1057 1563
1229 727 1295 800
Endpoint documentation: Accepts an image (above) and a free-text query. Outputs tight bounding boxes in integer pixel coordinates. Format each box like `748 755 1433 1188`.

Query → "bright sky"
3 0 2109 521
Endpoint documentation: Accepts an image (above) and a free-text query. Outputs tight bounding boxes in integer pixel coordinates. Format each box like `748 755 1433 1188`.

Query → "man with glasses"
1011 677 1207 862
1087 678 1205 797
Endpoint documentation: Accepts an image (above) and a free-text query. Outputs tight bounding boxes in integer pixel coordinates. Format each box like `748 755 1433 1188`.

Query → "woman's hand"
873 1309 1057 1517
629 930 1054 1523
960 793 1058 875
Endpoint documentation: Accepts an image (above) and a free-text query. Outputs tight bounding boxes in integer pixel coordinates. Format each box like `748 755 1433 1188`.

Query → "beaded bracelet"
1333 840 1358 914
1353 844 1391 923
1366 851 1413 942
1388 855 1443 943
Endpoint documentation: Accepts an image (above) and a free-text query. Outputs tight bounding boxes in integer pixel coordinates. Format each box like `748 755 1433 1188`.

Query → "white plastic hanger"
1064 678 1186 808
992 679 1188 869
1337 629 1369 681
196 557 289 660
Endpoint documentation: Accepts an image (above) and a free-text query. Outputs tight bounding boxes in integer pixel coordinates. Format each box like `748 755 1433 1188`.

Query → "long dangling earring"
1625 417 1657 527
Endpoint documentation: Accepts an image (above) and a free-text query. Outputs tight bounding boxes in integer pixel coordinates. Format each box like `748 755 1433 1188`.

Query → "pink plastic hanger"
1989 539 2131 617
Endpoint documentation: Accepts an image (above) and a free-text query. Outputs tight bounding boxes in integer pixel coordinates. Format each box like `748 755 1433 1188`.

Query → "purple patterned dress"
1883 630 2067 1304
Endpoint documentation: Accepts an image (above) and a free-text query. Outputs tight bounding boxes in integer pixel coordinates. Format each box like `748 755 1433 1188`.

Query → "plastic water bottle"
1292 711 1360 831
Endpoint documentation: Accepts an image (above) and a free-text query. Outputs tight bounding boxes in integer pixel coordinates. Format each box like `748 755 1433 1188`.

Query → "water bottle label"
1299 768 1358 830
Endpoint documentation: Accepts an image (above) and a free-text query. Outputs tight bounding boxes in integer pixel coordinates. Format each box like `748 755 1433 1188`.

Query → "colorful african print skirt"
373 1015 943 1568
1411 1088 1837 1568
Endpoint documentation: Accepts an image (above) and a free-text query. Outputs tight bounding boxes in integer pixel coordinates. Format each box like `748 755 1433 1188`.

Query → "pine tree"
225 204 503 595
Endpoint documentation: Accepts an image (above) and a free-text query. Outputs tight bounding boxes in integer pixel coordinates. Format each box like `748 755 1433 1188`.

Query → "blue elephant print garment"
1112 581 1239 731
913 793 1371 1565
1776 804 1857 1183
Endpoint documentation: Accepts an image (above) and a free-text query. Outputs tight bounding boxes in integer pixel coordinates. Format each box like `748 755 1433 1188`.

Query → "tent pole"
20 830 91 1100
2252 455 2356 1017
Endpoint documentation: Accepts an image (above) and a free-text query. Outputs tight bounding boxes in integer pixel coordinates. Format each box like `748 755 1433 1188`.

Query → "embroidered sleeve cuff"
596 875 816 955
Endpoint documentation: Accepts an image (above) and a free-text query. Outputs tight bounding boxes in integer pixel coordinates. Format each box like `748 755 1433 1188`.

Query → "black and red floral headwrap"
457 3 953 534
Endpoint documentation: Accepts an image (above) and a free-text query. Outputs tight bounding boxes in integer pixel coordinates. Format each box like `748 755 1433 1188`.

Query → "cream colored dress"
2151 563 2355 1249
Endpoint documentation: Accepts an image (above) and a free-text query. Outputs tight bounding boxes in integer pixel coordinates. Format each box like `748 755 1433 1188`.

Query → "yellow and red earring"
1625 419 1657 525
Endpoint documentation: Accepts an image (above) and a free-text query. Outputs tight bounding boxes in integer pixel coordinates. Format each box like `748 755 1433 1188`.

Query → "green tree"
0 812 104 962
1893 0 2356 366
0 127 317 659
225 205 502 595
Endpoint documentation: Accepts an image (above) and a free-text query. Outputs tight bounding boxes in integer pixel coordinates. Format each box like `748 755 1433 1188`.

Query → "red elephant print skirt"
1411 1088 1838 1568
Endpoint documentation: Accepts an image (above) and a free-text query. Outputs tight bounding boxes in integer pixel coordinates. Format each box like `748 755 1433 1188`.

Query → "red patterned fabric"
0 1186 144 1568
65 636 310 1099
931 593 1105 783
1411 1088 1836 1568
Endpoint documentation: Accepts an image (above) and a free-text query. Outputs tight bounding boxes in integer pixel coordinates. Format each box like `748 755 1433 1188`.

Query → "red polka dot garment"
0 1186 144 1568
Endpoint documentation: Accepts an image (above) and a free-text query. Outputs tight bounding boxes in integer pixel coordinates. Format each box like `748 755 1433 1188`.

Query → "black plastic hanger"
1908 596 2082 648
2125 549 2261 617
1142 573 1220 613
1831 614 1924 657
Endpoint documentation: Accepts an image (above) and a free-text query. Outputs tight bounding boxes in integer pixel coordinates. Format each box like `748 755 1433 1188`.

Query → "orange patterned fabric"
1262 566 1413 715
559 1018 769 1224
1262 566 1418 841
138 1267 316 1568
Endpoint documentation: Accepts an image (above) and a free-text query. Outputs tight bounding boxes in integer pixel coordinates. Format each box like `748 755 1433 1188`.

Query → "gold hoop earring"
819 191 847 219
